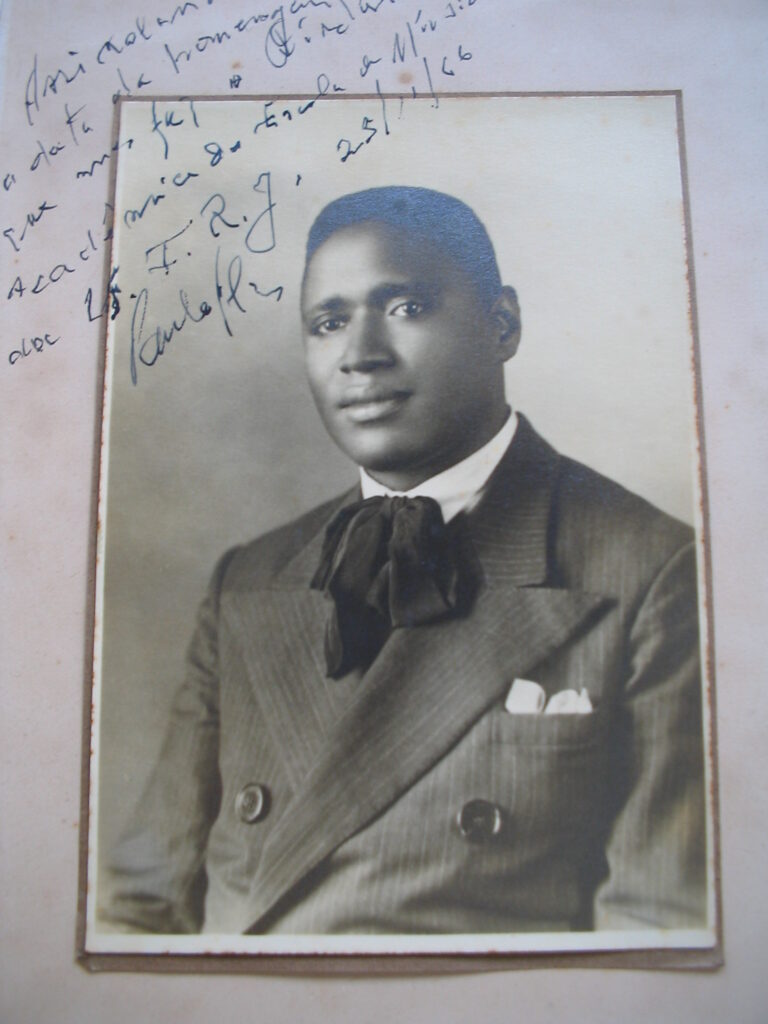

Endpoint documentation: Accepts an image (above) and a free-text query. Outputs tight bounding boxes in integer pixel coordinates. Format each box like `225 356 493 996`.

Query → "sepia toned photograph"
83 92 718 962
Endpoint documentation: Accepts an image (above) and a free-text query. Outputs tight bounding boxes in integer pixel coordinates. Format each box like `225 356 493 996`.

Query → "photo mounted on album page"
79 91 720 969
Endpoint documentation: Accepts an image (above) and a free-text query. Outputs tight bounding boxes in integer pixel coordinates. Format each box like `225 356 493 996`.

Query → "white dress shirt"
360 411 518 523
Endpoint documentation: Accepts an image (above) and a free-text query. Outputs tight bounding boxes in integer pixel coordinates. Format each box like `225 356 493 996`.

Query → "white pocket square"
504 678 546 713
544 688 592 714
505 678 593 715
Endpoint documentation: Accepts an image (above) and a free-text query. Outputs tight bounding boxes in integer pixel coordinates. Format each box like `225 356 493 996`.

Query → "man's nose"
340 312 395 374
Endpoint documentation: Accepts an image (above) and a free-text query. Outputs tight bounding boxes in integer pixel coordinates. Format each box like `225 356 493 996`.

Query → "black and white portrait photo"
83 93 716 961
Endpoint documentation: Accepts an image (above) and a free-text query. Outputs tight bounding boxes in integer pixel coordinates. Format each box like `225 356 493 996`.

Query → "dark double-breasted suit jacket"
104 416 708 935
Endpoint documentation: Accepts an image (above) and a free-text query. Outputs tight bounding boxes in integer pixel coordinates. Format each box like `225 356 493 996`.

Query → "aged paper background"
1 0 765 1019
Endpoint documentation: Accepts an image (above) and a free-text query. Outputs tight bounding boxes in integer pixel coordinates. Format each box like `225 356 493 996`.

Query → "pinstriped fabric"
103 416 707 935
232 586 608 933
467 419 554 587
104 549 236 933
593 543 705 928
226 590 361 789
255 707 609 933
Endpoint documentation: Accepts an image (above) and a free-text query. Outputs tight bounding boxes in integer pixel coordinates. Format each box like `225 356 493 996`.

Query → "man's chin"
330 428 412 471
359 451 445 493
342 443 423 484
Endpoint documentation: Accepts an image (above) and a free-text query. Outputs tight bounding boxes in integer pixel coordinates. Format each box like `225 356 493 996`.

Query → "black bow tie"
310 495 474 678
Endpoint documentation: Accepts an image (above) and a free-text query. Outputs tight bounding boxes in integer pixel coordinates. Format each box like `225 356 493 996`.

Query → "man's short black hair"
305 186 503 309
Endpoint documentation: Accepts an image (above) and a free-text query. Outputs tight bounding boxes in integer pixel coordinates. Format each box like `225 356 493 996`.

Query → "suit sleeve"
99 549 237 934
594 540 709 930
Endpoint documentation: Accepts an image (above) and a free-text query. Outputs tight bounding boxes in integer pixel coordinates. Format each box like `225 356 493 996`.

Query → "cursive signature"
130 286 212 384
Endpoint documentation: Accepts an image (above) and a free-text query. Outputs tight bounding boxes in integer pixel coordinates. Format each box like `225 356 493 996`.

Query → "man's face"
301 223 516 491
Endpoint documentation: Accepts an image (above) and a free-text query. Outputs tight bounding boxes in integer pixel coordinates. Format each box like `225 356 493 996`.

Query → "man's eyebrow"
304 295 347 318
368 281 440 306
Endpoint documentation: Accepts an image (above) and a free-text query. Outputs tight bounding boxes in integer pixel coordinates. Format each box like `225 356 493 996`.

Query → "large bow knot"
310 496 470 678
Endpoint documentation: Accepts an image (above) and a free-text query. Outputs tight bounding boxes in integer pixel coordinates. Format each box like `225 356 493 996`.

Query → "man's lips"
337 388 411 423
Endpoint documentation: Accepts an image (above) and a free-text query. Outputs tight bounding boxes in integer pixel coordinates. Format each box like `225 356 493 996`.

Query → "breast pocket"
476 707 612 846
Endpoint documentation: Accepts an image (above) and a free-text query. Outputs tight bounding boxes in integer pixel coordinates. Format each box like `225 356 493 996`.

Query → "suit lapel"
468 413 559 587
226 489 359 792
237 417 613 931
244 584 608 930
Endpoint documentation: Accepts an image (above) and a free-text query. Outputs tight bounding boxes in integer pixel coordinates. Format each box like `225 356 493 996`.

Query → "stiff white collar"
360 411 518 523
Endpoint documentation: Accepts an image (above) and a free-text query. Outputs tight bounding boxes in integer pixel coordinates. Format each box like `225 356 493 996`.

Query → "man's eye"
389 300 425 318
312 316 347 336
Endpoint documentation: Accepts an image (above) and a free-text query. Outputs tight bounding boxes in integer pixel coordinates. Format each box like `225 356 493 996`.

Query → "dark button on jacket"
235 783 270 824
457 798 503 841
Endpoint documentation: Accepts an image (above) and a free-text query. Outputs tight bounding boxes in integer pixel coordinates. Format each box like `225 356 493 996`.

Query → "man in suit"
103 186 707 936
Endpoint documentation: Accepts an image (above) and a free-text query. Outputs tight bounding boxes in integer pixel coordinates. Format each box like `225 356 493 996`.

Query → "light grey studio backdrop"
95 95 698 892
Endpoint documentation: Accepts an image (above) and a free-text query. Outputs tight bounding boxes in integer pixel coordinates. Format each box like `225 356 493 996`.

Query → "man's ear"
490 286 521 362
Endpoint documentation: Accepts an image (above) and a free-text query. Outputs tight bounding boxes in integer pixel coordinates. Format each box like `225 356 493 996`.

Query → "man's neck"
360 409 518 523
364 407 513 492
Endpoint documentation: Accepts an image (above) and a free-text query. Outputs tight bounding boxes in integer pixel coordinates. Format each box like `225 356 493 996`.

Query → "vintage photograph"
84 93 717 959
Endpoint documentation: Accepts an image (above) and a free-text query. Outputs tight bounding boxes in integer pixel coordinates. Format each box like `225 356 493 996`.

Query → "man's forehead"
302 221 469 296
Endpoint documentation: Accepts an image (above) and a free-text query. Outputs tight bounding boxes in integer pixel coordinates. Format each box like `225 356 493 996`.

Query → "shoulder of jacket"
512 414 691 551
550 453 695 595
556 455 692 542
220 490 355 590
